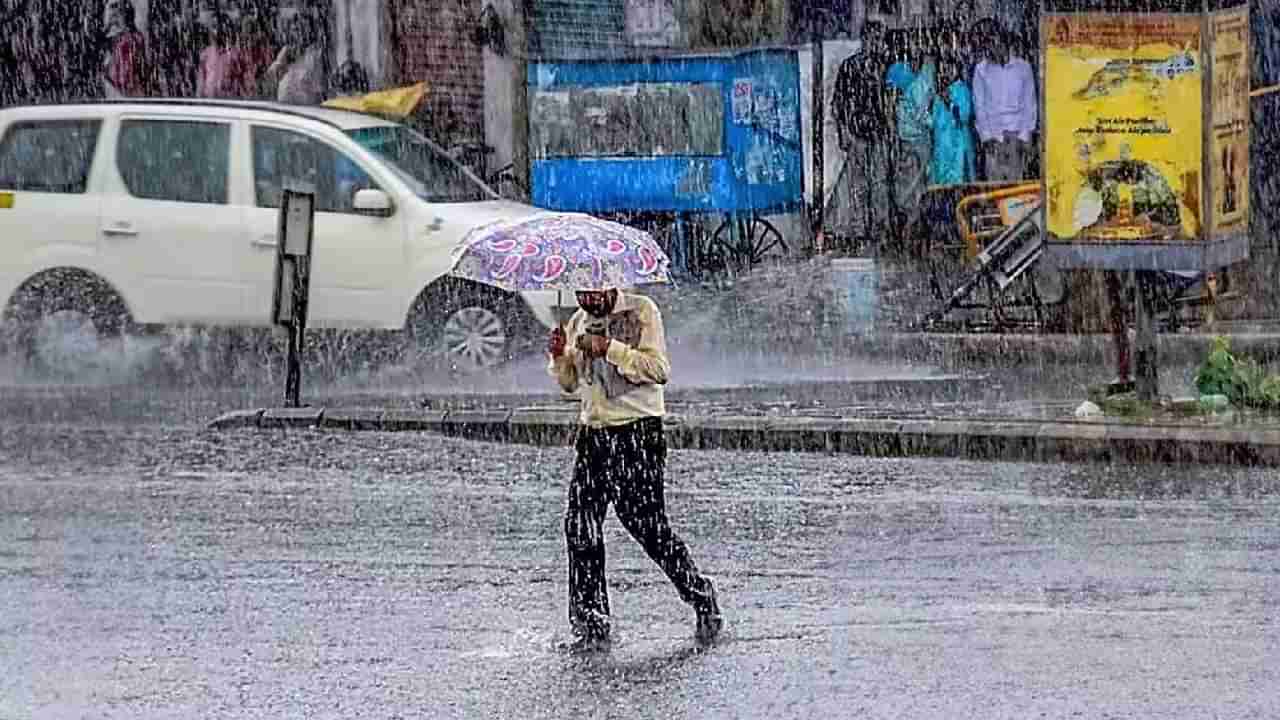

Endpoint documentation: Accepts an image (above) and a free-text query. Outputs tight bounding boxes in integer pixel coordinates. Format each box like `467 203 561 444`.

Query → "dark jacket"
833 48 892 146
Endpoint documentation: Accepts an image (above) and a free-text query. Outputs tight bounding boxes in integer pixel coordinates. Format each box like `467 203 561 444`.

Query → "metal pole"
284 255 310 409
1134 270 1159 403
284 319 301 408
283 258 303 409
811 11 825 249
1104 270 1131 388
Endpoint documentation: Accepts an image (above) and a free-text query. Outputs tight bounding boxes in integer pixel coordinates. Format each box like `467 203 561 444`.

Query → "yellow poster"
1043 14 1203 245
1209 7 1250 236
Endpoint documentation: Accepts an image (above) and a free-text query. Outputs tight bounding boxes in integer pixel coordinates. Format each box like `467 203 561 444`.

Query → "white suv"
0 100 565 372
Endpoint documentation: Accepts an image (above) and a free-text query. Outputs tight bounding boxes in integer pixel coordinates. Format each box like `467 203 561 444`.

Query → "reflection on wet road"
3 411 1279 718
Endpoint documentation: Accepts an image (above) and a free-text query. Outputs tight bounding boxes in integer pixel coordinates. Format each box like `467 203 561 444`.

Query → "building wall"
333 0 390 87
483 0 528 185
393 0 486 143
689 0 787 48
624 0 684 47
383 0 529 185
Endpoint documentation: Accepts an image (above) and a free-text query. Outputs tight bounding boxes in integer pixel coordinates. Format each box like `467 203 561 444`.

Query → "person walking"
547 288 722 652
971 22 1037 182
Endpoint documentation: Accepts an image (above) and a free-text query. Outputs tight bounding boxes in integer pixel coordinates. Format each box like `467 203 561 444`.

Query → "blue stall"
527 47 804 275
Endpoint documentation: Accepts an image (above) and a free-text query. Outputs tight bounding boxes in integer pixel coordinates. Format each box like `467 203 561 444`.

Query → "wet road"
4 408 1280 718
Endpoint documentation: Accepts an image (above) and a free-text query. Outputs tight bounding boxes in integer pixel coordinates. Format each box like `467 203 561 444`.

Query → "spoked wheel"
687 220 730 281
711 215 788 272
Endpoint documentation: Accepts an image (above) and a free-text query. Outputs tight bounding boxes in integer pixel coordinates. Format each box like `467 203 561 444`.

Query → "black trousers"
565 417 714 637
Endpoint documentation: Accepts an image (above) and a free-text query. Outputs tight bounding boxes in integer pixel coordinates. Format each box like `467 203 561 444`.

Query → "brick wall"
393 0 486 143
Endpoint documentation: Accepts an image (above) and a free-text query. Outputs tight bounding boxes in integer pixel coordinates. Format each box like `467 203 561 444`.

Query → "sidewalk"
209 398 1280 468
651 257 1280 368
205 260 1280 467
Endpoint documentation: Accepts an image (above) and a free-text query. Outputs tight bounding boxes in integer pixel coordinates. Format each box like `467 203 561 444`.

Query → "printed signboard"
1208 5 1250 236
1042 14 1204 247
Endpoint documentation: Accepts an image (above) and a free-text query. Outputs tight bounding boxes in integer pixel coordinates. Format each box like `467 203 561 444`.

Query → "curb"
208 407 1280 467
349 375 987 415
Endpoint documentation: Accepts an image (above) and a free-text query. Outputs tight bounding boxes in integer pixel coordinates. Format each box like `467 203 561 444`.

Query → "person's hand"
548 327 567 359
576 333 611 359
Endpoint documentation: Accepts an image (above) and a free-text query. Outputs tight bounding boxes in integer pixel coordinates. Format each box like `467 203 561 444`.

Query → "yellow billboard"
1209 7 1250 236
1043 14 1203 245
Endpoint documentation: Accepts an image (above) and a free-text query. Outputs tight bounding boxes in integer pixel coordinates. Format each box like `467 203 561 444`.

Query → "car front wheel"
406 282 527 373
441 304 509 370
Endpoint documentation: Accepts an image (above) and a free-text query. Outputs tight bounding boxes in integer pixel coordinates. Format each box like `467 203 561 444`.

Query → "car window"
252 127 379 214
117 120 230 204
0 119 102 194
347 125 493 203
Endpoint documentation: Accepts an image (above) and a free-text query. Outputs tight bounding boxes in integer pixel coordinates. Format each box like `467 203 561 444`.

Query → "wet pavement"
4 396 1280 717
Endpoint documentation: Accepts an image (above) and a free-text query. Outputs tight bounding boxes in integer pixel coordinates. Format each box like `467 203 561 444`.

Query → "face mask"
577 291 615 318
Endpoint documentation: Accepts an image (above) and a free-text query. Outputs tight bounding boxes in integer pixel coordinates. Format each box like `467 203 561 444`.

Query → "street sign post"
271 189 315 409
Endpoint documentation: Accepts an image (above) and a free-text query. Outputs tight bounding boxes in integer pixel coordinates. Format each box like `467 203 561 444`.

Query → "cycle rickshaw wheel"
711 214 788 272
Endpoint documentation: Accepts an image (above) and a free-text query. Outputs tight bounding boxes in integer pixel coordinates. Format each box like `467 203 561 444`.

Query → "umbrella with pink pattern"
448 213 672 296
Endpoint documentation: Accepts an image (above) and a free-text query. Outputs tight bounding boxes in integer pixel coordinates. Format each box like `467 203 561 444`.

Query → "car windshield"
346 125 496 203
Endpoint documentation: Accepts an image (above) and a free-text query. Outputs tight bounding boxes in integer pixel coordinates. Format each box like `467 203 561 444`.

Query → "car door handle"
252 236 279 249
103 223 138 237
426 217 444 232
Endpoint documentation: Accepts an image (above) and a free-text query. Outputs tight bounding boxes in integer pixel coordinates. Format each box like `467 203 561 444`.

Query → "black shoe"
694 579 723 645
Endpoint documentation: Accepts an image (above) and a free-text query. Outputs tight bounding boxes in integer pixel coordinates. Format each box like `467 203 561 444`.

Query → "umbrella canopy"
449 213 672 293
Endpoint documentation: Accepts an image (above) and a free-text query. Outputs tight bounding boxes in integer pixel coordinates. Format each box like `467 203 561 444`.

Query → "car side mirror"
353 188 394 217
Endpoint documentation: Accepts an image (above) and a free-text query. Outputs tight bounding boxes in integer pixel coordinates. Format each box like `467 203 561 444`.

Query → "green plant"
1195 336 1245 401
1195 336 1280 410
